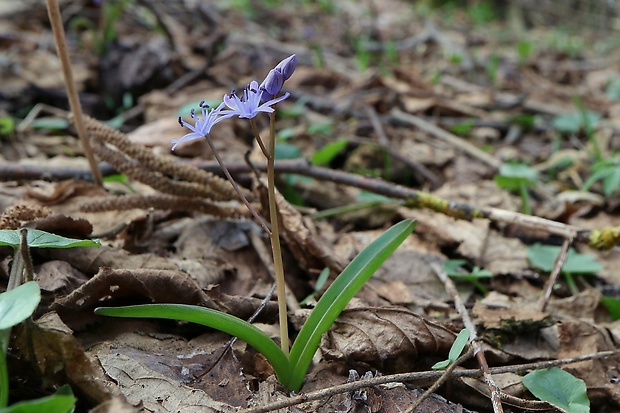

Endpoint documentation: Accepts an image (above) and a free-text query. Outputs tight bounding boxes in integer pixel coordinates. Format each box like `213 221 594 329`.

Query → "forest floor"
1 1 620 412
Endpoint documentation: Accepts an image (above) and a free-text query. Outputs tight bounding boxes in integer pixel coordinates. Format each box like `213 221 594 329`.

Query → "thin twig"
430 261 504 413
537 236 573 312
404 347 474 413
204 134 271 235
239 350 619 413
2 159 618 248
45 0 103 186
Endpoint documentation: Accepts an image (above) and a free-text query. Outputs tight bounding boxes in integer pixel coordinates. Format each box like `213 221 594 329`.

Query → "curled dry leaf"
53 267 277 322
13 312 112 405
321 307 456 372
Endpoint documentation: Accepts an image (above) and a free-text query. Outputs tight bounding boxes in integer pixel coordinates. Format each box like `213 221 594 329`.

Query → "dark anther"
178 117 183 127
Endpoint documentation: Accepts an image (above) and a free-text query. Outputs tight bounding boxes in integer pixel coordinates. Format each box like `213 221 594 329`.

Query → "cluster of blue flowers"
172 54 297 150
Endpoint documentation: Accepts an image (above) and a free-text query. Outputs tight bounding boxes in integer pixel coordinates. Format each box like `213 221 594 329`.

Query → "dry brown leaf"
97 352 236 413
557 318 620 406
321 307 456 372
89 396 139 413
13 312 113 405
473 291 552 331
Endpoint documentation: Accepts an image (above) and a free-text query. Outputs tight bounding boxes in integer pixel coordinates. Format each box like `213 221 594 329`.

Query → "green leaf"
432 328 470 369
287 219 415 391
600 295 620 320
449 119 475 136
0 118 14 135
0 282 41 330
527 244 602 274
552 111 600 134
274 142 302 160
0 229 100 250
495 163 538 191
0 395 75 413
95 304 291 385
30 118 70 131
311 138 348 166
522 368 589 413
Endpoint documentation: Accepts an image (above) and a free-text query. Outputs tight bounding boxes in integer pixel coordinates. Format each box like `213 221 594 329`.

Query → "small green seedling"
0 229 98 409
600 295 620 320
432 328 470 370
96 219 415 391
443 260 492 295
583 154 620 197
494 162 538 215
310 137 347 166
522 368 589 413
299 267 330 306
527 243 602 295
0 118 14 135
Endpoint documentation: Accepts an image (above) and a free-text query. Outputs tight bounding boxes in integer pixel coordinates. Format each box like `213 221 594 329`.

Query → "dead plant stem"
430 261 504 413
45 0 103 186
240 349 619 413
252 116 289 355
204 134 271 235
537 236 573 311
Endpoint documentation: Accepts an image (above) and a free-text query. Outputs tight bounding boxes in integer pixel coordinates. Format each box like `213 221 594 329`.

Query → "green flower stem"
519 183 531 215
255 115 290 355
203 134 271 236
564 273 579 295
250 120 270 160
0 348 8 407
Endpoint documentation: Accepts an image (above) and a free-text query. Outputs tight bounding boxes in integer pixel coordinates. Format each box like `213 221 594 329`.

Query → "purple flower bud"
274 54 297 80
260 69 284 96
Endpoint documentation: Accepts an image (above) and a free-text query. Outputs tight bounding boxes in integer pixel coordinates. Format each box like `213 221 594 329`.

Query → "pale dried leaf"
321 307 456 372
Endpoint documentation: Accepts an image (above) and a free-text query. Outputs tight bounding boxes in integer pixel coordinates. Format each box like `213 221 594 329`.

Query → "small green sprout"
494 162 538 215
527 243 602 295
299 267 330 306
444 260 492 295
583 154 620 197
311 138 348 166
432 328 470 370
0 229 97 410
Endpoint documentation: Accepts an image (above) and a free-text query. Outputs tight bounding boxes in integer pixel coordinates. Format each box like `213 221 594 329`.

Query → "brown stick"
45 0 103 186
430 261 504 413
239 350 619 413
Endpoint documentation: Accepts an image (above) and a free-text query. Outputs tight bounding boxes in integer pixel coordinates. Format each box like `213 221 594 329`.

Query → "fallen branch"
2 159 618 249
239 350 619 413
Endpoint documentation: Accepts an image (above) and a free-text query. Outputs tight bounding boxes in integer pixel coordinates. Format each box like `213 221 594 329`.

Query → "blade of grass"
95 304 291 384
287 219 415 390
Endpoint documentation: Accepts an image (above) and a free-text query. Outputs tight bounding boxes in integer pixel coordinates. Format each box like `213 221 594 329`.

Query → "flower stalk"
174 54 298 355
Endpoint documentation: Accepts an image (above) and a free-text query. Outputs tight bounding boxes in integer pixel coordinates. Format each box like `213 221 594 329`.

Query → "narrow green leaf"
600 295 620 320
0 395 75 413
527 244 602 274
522 368 589 413
310 138 348 166
0 229 100 249
0 282 41 330
287 219 415 391
432 328 470 370
95 304 291 384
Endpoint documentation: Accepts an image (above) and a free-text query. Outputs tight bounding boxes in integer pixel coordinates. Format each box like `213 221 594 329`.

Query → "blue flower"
260 69 284 96
274 54 297 81
221 81 289 119
172 101 232 150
